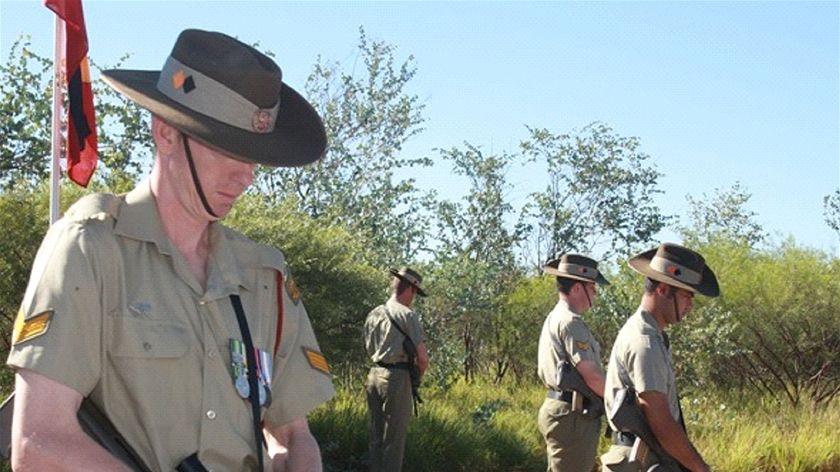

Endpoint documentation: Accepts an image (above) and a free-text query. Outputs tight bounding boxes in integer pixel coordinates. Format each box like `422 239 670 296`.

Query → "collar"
635 308 666 344
386 296 411 312
114 181 248 297
553 298 582 318
114 180 173 254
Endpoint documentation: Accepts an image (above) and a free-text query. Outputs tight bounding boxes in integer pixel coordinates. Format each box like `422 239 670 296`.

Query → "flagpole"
49 16 63 226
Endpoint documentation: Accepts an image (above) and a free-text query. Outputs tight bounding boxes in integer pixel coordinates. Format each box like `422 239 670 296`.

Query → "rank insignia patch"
285 274 302 305
12 309 53 345
576 341 590 351
303 348 330 376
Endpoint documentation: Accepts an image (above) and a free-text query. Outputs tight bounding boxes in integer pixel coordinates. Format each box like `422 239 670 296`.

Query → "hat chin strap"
582 284 593 311
182 136 219 219
671 292 682 323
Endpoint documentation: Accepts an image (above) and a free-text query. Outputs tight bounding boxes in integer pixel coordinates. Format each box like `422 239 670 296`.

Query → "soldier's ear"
151 116 182 154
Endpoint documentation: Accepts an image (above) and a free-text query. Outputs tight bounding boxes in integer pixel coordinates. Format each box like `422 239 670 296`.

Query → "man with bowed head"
537 253 610 472
8 29 334 471
601 243 718 472
364 267 430 472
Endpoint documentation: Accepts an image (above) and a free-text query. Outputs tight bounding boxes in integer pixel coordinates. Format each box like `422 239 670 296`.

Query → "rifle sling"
383 306 411 343
383 306 422 415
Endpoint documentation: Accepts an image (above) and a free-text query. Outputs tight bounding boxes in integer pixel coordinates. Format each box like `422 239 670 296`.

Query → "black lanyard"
230 294 264 472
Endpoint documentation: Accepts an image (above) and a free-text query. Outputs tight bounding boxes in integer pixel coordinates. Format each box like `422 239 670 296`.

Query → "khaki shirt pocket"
110 316 191 358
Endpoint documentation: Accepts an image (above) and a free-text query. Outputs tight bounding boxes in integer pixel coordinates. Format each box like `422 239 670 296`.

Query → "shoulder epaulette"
64 193 122 222
220 226 287 273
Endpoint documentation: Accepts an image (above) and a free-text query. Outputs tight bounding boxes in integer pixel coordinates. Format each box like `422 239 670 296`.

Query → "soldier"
364 267 429 472
601 243 718 472
8 29 334 471
537 253 610 472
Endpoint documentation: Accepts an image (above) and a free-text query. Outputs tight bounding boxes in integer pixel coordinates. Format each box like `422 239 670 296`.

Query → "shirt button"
199 301 207 306
208 349 216 358
206 410 216 420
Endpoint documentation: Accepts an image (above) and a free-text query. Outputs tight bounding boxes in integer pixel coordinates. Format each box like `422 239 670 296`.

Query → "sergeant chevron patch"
12 310 53 345
303 348 330 376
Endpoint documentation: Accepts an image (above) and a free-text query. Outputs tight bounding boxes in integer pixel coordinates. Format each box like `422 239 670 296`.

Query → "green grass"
310 378 546 472
690 393 840 472
311 377 840 472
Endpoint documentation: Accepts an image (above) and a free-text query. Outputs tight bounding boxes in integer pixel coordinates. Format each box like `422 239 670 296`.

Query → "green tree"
681 181 767 248
708 242 840 410
427 144 525 382
494 275 554 383
824 189 840 241
1 35 153 190
0 37 53 188
257 28 433 267
520 122 669 267
671 182 769 393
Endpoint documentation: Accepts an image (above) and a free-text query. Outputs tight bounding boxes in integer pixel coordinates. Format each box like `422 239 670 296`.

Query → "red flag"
45 0 98 187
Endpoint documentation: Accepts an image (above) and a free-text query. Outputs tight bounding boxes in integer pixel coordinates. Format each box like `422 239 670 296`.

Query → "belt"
375 361 411 370
613 431 637 446
546 389 574 402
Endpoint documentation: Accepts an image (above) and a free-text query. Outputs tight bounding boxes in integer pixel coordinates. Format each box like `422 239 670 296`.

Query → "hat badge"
252 109 274 133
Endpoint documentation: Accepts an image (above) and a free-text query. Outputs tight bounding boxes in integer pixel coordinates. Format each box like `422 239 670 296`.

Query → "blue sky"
2 1 838 254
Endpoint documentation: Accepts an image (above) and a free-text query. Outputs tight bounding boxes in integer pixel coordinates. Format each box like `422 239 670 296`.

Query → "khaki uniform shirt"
7 183 335 471
537 299 602 389
604 309 680 423
364 298 424 364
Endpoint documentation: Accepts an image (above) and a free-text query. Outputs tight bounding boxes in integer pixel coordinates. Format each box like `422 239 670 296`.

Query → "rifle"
0 392 153 472
608 387 690 472
401 332 424 412
384 308 423 414
555 360 604 417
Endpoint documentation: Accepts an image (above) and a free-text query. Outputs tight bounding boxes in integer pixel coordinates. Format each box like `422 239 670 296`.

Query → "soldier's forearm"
651 418 708 472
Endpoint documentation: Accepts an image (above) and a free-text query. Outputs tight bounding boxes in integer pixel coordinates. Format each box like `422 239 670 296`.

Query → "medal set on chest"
229 339 272 407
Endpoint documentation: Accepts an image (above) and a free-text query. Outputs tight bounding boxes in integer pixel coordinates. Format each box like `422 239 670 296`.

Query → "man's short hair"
644 277 675 295
555 276 579 295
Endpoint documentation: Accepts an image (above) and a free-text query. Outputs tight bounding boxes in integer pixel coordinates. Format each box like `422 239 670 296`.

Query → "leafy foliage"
520 122 669 267
427 144 525 381
90 54 154 186
693 242 840 409
680 181 768 248
0 35 153 192
257 27 433 267
0 37 53 188
824 189 840 240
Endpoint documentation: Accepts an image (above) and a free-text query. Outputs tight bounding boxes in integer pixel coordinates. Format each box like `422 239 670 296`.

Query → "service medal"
258 383 268 406
235 376 250 399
